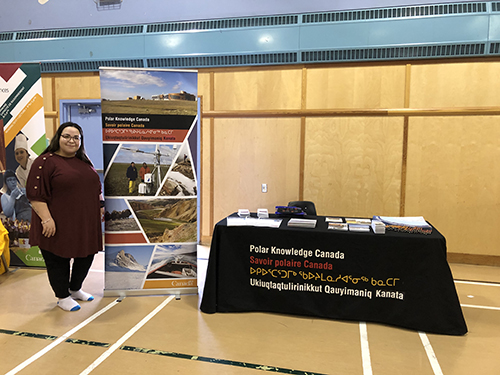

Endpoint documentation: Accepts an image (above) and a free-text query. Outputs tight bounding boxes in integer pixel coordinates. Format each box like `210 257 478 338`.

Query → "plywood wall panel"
198 71 212 111
212 118 301 223
405 116 500 256
41 76 56 138
213 68 302 110
41 76 54 112
304 117 404 217
54 73 101 100
410 62 500 108
305 65 406 109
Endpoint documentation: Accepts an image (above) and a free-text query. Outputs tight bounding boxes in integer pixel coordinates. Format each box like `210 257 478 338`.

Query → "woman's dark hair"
43 122 93 166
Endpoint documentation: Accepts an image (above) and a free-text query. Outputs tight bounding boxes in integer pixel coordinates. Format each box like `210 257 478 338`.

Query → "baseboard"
448 253 500 267
200 236 212 247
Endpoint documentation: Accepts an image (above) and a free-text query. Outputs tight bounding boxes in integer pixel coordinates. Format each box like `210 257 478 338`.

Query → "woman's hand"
31 201 56 237
41 218 56 237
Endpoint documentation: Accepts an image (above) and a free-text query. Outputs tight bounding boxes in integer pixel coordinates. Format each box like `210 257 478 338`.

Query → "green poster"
11 245 45 267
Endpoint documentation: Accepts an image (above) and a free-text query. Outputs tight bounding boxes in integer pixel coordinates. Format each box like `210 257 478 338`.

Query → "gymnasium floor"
1 246 500 375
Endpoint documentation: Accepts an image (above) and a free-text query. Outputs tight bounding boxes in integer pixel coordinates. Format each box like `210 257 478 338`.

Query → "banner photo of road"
0 63 47 268
100 67 198 295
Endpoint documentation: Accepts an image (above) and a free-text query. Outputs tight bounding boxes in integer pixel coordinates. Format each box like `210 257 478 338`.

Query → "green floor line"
120 345 327 375
0 328 325 374
65 338 110 347
0 328 109 347
0 328 57 341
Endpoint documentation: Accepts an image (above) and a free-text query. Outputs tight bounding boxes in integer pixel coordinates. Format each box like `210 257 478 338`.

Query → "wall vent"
41 59 144 73
16 25 143 40
0 33 14 41
148 52 298 68
1 2 499 71
147 15 298 33
302 43 486 62
303 2 487 23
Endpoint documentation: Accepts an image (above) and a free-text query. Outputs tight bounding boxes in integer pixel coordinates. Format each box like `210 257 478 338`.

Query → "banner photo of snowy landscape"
100 67 198 295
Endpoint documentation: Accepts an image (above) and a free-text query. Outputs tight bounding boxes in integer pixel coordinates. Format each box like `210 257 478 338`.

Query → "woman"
26 122 104 312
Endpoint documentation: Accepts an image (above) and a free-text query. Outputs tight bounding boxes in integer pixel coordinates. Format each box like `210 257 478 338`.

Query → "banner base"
103 287 198 298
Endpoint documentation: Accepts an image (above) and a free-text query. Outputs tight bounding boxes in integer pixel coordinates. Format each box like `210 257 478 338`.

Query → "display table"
200 213 467 335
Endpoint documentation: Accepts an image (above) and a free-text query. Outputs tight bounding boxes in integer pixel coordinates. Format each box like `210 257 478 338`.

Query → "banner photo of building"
0 63 47 268
100 67 198 296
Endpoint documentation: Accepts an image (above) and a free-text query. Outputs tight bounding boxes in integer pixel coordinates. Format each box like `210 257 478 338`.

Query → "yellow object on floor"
0 220 10 274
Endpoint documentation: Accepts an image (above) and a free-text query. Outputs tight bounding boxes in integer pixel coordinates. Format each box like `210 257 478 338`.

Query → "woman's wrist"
41 218 52 225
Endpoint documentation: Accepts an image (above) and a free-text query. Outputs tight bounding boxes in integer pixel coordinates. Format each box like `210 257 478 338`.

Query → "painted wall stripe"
419 332 444 375
5 299 121 375
79 295 175 375
359 322 373 375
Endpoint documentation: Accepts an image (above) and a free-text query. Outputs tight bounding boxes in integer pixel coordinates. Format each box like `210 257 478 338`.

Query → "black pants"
41 249 95 299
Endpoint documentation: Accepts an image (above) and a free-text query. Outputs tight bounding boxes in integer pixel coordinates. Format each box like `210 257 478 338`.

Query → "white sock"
70 289 94 301
57 296 81 312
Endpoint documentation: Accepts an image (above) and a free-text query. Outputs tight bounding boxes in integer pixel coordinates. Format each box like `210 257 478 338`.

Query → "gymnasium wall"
39 58 500 265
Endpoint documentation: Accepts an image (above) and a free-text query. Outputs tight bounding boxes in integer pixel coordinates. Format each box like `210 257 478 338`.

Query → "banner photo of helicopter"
99 67 199 295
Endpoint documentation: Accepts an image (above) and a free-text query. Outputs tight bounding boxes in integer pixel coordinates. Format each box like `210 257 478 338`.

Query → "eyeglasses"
61 134 81 142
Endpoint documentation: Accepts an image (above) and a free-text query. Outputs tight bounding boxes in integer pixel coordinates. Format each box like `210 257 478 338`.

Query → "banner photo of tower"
99 68 198 296
0 63 47 268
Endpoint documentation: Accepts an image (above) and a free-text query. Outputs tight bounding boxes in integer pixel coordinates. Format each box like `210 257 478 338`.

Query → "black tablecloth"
200 214 468 335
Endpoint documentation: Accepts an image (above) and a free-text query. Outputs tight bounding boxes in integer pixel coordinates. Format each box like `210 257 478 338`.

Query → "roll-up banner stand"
0 63 47 268
100 68 199 296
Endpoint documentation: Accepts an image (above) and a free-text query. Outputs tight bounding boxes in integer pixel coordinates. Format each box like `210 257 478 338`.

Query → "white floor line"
359 322 373 375
461 303 500 311
80 295 175 375
455 280 500 287
6 299 121 375
419 332 443 375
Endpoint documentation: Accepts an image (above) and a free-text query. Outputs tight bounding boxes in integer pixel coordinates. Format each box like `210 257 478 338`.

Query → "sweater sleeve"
26 153 54 203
